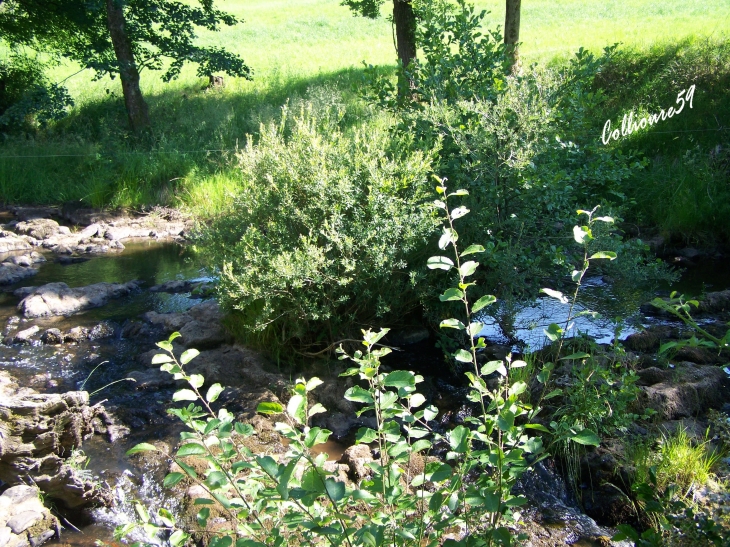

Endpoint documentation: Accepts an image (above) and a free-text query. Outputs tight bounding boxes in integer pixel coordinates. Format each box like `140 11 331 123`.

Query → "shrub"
196 102 438 353
0 52 73 130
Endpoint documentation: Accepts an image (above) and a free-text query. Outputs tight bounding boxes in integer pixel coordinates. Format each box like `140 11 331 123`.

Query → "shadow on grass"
0 65 394 208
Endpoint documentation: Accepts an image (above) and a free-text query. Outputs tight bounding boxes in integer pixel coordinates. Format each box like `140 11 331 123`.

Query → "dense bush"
0 53 73 130
196 102 438 352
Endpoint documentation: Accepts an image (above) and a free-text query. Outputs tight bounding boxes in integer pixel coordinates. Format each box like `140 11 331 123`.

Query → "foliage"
614 439 725 547
0 52 73 129
196 101 438 353
0 0 251 84
362 3 658 307
117 190 563 546
651 292 730 358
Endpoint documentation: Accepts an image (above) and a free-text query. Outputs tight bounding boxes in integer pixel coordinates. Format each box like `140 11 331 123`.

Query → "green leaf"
169 530 189 547
559 352 590 360
196 507 210 528
573 225 592 244
287 393 307 425
309 403 327 416
411 439 432 453
544 323 563 342
449 189 469 196
156 341 173 352
427 256 454 271
481 360 502 376
306 377 324 391
163 472 185 488
570 429 601 446
256 401 284 415
454 349 472 363
180 349 200 365
450 206 469 220
497 410 515 431
448 425 469 453
344 385 374 403
188 374 204 389
209 536 233 547
177 443 206 457
206 383 224 403
594 216 614 224
438 228 456 250
126 443 157 455
460 244 484 257
439 287 464 302
589 251 617 260
459 261 478 277
541 288 568 304
256 455 279 478
151 354 173 365
472 294 497 313
355 427 377 444
324 479 346 502
383 370 415 388
173 389 198 402
440 318 465 330
304 427 331 448
134 501 150 523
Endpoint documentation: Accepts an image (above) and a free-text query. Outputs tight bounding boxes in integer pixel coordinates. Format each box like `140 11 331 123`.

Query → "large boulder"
0 374 114 508
0 231 31 254
17 280 140 318
641 363 729 420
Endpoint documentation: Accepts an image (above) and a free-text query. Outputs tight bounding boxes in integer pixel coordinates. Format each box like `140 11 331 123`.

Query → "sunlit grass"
1 0 728 213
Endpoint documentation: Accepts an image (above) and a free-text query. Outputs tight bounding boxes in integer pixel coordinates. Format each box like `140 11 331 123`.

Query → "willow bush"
196 102 438 353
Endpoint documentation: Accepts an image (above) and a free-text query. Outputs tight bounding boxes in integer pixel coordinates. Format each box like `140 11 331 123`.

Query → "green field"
1 0 729 217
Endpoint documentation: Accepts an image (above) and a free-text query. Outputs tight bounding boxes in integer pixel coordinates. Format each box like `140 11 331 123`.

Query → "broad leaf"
126 443 157 455
459 261 478 277
256 401 284 415
180 349 200 365
427 256 454 271
472 294 496 313
173 389 198 402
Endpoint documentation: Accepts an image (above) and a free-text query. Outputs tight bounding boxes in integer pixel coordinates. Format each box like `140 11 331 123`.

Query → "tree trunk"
105 0 150 132
392 0 417 69
504 0 521 73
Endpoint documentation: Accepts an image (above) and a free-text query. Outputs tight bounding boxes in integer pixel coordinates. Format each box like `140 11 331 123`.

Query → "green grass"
0 0 729 218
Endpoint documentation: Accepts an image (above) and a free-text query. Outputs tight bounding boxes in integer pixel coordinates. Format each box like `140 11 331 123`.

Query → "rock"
582 483 635 526
14 220 63 241
63 326 89 343
0 388 112 508
696 290 730 314
5 326 40 345
0 486 57 547
77 224 101 239
89 322 115 340
39 329 63 345
388 327 430 346
674 346 722 365
622 325 675 352
12 287 36 299
6 512 42 534
9 207 59 222
641 363 730 419
150 280 194 293
144 300 229 349
127 369 176 390
56 256 89 265
17 280 140 318
0 232 31 254
0 263 38 286
341 444 373 482
636 367 672 386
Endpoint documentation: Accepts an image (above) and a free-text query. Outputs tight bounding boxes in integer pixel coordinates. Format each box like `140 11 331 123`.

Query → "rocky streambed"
0 206 729 547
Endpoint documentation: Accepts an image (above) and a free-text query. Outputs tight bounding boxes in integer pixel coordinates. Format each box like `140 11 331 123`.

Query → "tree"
0 0 251 132
343 0 417 69
504 0 522 72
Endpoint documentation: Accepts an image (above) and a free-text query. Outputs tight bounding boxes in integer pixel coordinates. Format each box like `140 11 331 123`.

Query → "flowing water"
1 243 729 546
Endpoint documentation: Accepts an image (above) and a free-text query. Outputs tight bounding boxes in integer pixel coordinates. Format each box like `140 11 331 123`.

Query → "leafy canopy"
0 0 251 82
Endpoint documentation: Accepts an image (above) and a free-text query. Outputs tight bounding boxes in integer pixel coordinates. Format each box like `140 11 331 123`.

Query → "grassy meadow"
0 0 729 237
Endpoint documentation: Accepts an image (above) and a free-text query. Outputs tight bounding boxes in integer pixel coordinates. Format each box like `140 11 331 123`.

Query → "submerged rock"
17 280 140 318
142 300 229 349
0 262 38 285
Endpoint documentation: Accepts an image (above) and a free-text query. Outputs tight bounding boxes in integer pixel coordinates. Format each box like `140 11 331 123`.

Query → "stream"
1 237 729 547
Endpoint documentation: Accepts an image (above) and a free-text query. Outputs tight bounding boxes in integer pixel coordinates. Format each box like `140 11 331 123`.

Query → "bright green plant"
651 292 730 358
196 101 438 355
114 184 565 547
